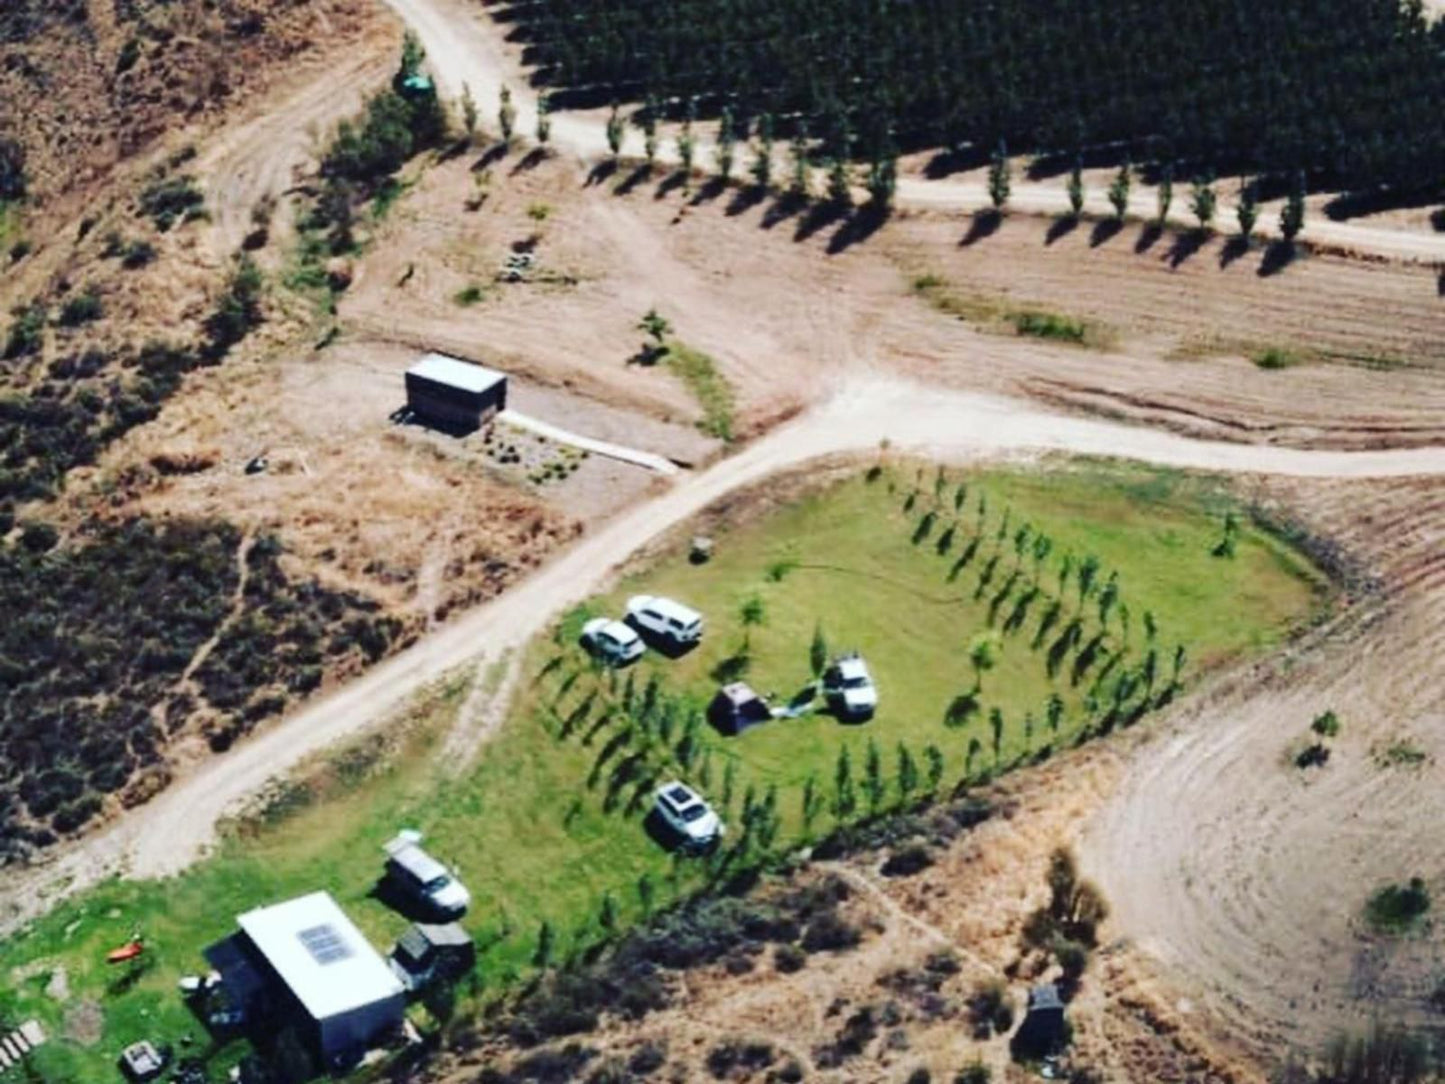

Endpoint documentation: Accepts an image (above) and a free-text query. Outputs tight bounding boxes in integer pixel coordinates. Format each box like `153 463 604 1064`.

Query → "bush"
205 255 264 355
955 1065 991 1084
627 1042 666 1076
140 175 204 230
57 290 103 327
18 521 58 553
1365 878 1430 934
1253 347 1301 370
706 1040 774 1079
968 978 1014 1037
881 840 935 877
801 909 861 953
774 943 806 973
907 1069 932 1084
1311 710 1341 738
4 301 45 359
121 239 157 269
0 137 26 201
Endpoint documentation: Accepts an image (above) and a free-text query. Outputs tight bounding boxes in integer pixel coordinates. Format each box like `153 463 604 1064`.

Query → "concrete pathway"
501 409 681 475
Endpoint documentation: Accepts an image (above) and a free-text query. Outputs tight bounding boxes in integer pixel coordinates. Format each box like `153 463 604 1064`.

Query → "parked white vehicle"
626 595 704 648
822 653 878 721
383 831 470 918
580 617 644 665
653 781 724 851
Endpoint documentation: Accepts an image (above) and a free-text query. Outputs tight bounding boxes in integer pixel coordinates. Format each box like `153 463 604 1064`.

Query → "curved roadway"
2 376 1442 936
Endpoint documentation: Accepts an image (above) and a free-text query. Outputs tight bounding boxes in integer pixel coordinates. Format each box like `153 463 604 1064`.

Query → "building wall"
405 374 507 432
316 992 406 1065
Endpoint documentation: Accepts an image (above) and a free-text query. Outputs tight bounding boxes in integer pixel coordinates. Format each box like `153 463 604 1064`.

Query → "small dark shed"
1011 983 1067 1057
708 683 772 735
405 354 507 432
389 922 475 992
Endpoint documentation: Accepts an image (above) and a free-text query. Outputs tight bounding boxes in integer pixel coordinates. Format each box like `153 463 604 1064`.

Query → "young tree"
789 123 810 196
677 98 697 177
498 85 517 146
896 742 919 804
924 743 945 793
1190 174 1217 230
864 739 885 813
989 707 1004 766
534 920 555 968
399 30 426 80
1156 163 1175 225
641 99 659 168
637 873 655 918
1046 692 1064 739
866 149 897 210
810 622 828 678
606 103 625 159
536 93 552 147
715 107 736 181
827 156 852 207
739 594 766 642
1280 171 1306 242
833 745 856 819
751 113 775 189
1236 178 1258 241
801 773 822 835
721 758 737 812
988 140 1012 211
968 631 999 691
1066 156 1084 218
966 735 983 776
638 307 671 350
1107 162 1131 220
460 83 479 146
599 892 618 935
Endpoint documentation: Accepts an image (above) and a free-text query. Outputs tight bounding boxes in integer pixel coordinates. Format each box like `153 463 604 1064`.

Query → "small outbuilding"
389 922 476 993
405 353 507 433
204 891 405 1069
708 682 772 735
1011 983 1068 1057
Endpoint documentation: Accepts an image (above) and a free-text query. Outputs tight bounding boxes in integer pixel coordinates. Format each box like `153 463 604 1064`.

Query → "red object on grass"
106 940 145 964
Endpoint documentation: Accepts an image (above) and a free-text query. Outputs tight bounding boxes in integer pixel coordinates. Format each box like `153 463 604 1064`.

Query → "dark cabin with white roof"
405 353 507 433
204 891 405 1069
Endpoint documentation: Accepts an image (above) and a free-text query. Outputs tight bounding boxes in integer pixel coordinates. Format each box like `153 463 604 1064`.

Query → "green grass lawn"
0 461 1326 1082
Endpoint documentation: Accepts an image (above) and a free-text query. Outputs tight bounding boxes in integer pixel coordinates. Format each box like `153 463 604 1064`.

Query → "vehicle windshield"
425 875 452 892
680 805 708 822
843 676 870 689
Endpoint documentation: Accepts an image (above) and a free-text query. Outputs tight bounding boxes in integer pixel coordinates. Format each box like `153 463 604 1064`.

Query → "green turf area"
0 461 1327 1081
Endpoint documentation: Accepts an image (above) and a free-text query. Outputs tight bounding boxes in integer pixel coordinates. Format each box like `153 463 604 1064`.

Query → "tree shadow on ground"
793 200 847 243
1134 222 1164 253
761 190 807 230
689 176 727 206
923 145 990 179
1045 215 1079 246
1258 240 1299 277
1167 228 1210 268
584 159 618 187
826 204 890 254
613 164 654 197
472 143 509 172
654 170 688 200
726 184 768 217
960 209 1002 246
1089 218 1124 248
1323 187 1443 221
510 147 548 175
1218 236 1250 269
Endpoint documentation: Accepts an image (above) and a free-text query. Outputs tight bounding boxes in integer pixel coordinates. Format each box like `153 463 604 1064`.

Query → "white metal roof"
407 353 506 394
237 892 402 1021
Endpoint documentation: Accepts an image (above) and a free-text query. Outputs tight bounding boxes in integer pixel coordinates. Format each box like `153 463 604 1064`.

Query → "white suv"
580 617 644 665
626 595 704 648
653 781 724 851
822 653 878 721
383 832 471 918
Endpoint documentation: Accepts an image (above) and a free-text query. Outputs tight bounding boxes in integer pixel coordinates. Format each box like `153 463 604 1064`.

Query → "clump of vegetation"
967 978 1014 1038
0 137 26 202
205 255 264 356
3 300 46 359
1253 346 1302 370
454 283 486 307
57 289 104 327
1376 740 1427 768
665 342 735 441
1364 878 1430 935
1312 711 1341 738
139 174 205 230
1011 310 1090 345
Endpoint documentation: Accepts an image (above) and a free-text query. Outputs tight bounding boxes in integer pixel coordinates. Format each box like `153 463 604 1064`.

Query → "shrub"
122 239 157 269
206 255 264 355
58 290 103 327
454 283 485 307
1311 711 1341 738
0 137 26 201
1365 879 1430 934
801 909 861 953
4 301 46 359
140 175 204 230
774 943 806 973
907 1070 932 1084
955 1065 991 1084
1253 347 1301 370
627 1042 666 1076
706 1040 774 1079
881 840 935 877
1012 310 1088 345
18 521 58 553
967 978 1014 1036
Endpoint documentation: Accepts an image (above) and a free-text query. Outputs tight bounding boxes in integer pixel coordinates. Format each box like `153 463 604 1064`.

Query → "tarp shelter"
1011 983 1067 1057
205 892 404 1068
708 682 772 735
405 353 507 433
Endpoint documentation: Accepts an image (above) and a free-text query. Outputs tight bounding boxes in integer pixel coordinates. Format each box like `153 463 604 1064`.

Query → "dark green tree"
1280 172 1306 241
988 140 1011 211
1107 163 1131 220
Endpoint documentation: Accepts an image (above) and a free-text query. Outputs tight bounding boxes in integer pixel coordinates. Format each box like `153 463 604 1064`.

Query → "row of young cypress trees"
496 0 1445 194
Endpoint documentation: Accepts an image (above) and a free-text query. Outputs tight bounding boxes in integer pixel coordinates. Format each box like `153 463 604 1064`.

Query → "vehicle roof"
660 781 699 805
388 842 450 883
633 595 701 623
835 655 871 679
600 619 640 641
237 891 402 1020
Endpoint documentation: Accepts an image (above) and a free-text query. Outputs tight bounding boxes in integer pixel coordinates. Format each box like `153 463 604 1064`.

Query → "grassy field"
0 461 1326 1081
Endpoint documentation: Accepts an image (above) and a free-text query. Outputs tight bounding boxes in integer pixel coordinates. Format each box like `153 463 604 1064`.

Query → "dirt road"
2 375 1442 937
378 0 1445 265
